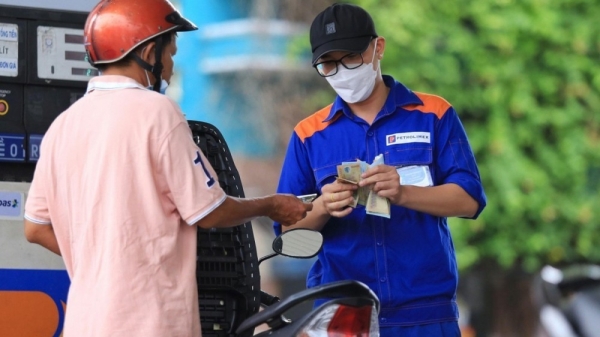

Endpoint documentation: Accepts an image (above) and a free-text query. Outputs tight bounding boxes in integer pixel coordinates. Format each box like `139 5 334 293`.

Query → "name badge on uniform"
386 132 430 145
397 165 433 187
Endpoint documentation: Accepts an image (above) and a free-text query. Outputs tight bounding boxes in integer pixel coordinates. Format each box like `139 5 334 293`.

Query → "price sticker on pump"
0 133 26 162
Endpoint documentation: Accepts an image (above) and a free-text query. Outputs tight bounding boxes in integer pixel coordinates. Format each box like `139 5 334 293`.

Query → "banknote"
297 193 317 203
357 185 371 206
365 154 391 218
352 161 370 206
336 156 391 216
337 161 368 208
336 162 362 184
366 190 390 218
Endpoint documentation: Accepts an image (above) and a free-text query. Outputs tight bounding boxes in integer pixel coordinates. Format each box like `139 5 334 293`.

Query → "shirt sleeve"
435 107 487 218
24 137 52 225
159 122 227 225
273 132 316 235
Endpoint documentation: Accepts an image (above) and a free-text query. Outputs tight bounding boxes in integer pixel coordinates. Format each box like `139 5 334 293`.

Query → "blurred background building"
173 0 336 322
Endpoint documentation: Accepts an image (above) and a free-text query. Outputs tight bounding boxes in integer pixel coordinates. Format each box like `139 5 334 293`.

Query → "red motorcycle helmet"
84 0 197 66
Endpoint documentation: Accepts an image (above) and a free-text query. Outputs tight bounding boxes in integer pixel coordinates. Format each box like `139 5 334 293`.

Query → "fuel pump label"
0 133 26 162
0 23 18 77
0 190 23 220
29 134 43 162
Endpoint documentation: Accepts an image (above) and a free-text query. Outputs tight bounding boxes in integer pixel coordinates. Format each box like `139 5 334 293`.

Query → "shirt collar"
322 75 423 122
86 75 148 94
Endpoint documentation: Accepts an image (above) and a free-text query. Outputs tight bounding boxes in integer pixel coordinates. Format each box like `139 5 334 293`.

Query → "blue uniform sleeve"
435 107 487 218
273 132 317 235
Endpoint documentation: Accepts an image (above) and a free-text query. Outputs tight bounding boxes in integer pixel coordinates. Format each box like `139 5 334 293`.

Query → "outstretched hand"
269 194 313 226
359 164 403 205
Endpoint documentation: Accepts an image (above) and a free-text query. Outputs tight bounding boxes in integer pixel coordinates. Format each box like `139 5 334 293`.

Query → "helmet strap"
131 36 165 93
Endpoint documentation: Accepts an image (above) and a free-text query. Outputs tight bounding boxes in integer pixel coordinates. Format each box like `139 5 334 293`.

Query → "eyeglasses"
313 53 364 77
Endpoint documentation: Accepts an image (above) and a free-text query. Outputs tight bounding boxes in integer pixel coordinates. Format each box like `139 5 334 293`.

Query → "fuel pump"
1 2 266 337
0 2 97 336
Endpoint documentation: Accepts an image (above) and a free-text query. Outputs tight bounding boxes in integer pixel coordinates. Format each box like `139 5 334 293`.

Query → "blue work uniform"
274 75 486 333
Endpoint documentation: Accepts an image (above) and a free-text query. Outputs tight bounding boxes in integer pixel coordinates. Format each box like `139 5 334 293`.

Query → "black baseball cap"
310 3 378 65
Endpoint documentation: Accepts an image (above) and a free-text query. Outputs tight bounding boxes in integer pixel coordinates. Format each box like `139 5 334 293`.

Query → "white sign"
0 23 19 77
0 190 24 220
37 26 98 82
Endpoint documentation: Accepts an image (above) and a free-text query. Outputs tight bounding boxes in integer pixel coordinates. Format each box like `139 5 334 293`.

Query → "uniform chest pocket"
384 146 433 167
314 164 339 190
385 146 435 186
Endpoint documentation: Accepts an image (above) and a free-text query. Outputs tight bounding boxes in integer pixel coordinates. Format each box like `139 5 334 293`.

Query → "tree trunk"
460 262 540 337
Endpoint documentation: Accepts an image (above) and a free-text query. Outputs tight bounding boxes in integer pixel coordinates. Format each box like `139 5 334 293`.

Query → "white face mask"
325 38 380 104
144 70 169 94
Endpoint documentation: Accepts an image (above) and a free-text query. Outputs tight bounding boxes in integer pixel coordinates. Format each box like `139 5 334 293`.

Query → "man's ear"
140 41 157 65
376 37 386 59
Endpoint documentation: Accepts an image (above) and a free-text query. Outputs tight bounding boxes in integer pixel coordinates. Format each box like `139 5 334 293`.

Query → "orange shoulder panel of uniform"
294 104 337 143
403 92 452 119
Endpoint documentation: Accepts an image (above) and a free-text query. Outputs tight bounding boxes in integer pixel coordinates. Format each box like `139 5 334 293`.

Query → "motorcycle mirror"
272 228 323 258
258 229 323 265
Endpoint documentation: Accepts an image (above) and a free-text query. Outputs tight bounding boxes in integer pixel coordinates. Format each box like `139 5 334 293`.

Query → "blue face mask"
144 70 169 94
157 79 169 95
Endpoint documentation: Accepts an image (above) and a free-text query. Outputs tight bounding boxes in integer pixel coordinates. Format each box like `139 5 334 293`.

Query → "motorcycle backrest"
188 121 261 337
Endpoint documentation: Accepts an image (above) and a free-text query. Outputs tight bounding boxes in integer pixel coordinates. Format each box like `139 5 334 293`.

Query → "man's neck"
347 76 390 125
102 66 150 88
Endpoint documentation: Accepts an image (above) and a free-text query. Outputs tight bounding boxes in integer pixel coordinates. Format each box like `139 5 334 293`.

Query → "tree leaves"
352 0 600 271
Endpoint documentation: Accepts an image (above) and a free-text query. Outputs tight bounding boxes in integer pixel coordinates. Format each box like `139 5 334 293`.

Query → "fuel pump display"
0 2 97 336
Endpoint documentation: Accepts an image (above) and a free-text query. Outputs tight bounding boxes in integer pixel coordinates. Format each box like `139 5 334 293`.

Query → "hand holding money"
359 160 404 207
336 162 361 207
364 154 390 218
297 193 317 203
321 180 357 218
336 155 391 218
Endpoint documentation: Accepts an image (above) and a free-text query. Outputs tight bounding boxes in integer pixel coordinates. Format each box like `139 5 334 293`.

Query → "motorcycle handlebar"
260 291 280 306
236 280 379 335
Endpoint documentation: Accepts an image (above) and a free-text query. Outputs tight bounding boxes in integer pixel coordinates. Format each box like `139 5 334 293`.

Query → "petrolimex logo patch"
386 132 431 146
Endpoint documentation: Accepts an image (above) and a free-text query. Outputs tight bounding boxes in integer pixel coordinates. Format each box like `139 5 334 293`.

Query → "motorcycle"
237 228 380 336
534 264 600 337
188 121 380 337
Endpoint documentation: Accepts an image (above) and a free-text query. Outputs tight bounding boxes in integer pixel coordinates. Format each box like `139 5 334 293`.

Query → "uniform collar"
322 75 423 122
86 75 147 94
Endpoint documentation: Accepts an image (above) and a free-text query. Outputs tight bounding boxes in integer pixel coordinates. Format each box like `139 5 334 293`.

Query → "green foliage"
352 0 600 271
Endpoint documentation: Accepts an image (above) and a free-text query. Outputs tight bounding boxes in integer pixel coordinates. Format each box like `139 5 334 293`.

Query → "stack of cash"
336 154 390 218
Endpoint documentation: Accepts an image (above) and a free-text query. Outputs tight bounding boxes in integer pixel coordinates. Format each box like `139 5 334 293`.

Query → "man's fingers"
330 207 353 218
332 181 358 192
361 171 400 188
361 165 387 178
322 188 356 218
327 190 354 203
372 180 397 193
359 173 384 187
